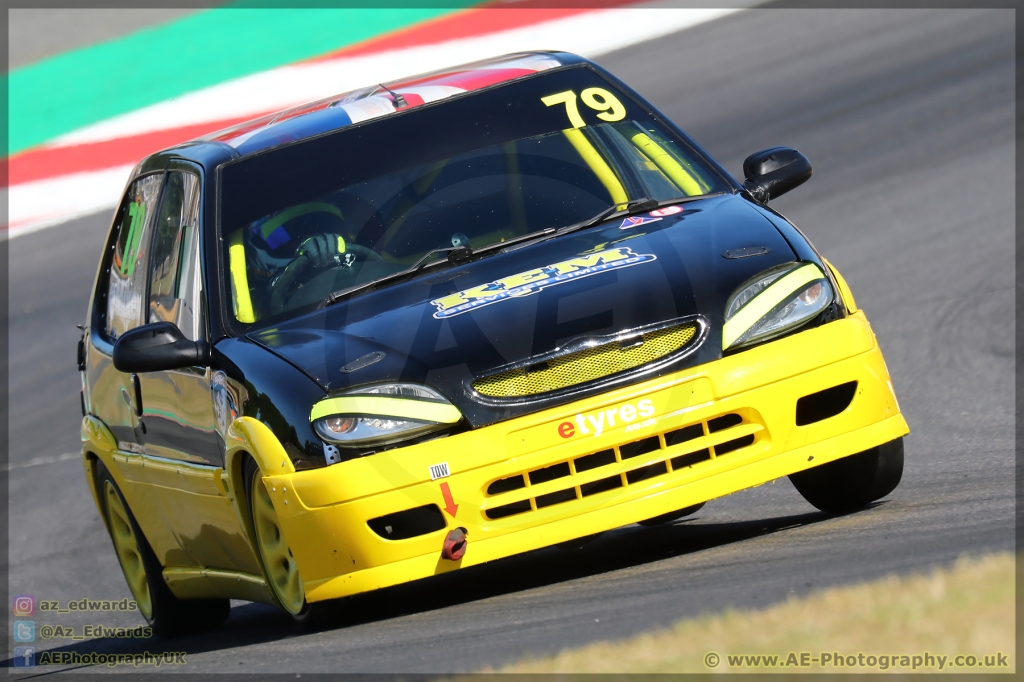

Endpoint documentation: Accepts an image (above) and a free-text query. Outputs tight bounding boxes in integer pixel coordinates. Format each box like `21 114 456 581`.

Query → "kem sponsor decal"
430 246 656 319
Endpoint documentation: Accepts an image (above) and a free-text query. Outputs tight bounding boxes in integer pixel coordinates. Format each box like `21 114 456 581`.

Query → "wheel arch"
81 415 124 536
83 450 108 534
224 415 296 536
223 416 297 610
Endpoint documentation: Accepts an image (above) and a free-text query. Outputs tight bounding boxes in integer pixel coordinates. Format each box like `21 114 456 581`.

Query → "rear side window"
149 171 200 326
104 173 163 340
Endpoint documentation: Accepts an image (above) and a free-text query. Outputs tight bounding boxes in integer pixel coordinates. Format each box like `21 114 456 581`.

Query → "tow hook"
441 527 468 561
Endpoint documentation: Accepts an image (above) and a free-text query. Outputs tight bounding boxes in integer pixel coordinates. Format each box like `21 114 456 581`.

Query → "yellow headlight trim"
310 396 462 424
723 263 825 349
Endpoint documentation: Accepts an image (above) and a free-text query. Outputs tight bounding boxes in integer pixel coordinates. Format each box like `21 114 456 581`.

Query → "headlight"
311 383 462 447
723 262 833 350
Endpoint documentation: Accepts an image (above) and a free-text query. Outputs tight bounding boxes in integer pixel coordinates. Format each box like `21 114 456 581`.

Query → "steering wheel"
269 244 387 313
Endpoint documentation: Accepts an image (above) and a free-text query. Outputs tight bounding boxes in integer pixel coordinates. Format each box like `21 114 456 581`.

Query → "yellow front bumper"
265 311 908 603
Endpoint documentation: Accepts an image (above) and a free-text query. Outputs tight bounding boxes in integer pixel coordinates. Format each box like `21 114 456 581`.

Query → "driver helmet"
248 202 347 257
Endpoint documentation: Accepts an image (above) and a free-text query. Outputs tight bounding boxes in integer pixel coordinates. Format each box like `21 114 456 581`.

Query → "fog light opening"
796 381 857 426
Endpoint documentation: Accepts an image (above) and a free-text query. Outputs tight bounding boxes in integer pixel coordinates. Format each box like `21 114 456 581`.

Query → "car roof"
161 51 582 164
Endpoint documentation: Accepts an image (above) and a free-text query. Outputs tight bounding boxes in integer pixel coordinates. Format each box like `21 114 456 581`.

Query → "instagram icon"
12 595 35 616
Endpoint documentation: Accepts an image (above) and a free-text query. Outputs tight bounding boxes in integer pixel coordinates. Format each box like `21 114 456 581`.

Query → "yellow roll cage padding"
228 229 255 323
375 161 450 256
229 202 349 324
260 201 344 237
722 263 825 349
310 396 462 424
562 128 628 206
629 132 705 196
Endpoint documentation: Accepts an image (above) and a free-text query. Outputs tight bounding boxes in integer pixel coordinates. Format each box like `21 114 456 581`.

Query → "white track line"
3 452 81 473
3 165 133 239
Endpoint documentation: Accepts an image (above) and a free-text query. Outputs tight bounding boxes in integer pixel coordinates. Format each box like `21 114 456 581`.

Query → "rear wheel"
789 437 904 514
244 458 331 629
638 501 706 527
95 461 230 637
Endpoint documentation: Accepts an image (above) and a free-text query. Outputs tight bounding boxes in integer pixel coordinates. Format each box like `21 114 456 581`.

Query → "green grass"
488 553 1015 674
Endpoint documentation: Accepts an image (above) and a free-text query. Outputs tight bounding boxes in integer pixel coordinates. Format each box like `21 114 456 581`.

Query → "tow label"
429 462 450 480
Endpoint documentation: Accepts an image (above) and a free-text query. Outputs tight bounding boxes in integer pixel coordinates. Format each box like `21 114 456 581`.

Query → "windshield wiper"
320 194 723 309
573 197 659 231
552 193 725 240
321 246 465 308
321 228 558 308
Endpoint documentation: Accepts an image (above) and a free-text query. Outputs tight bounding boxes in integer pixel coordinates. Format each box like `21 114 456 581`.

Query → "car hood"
248 193 799 426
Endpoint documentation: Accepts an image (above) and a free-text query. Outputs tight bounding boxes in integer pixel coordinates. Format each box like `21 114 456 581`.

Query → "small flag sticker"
619 215 662 229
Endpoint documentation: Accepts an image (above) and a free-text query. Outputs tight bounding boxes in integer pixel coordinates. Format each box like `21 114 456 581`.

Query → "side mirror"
112 322 208 373
742 147 812 203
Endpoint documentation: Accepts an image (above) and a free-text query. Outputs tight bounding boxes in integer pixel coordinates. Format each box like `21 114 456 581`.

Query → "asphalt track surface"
4 7 1014 674
8 8 200 69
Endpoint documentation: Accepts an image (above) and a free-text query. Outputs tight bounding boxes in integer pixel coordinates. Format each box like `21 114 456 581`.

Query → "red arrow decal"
439 481 459 518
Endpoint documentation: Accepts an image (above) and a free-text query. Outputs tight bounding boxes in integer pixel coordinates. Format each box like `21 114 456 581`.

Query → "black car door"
84 172 177 557
134 162 259 572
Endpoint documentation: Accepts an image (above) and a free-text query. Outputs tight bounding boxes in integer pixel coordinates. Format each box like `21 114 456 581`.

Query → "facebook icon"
13 646 35 667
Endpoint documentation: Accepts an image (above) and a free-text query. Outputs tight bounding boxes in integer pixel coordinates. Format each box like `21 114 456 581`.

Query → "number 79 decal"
541 87 626 129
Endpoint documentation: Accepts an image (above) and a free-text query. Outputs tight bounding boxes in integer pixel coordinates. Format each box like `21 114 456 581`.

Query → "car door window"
105 173 163 340
148 171 201 338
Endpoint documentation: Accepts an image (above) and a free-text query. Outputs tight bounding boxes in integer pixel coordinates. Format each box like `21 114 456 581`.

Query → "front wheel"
95 462 229 637
789 437 904 514
244 458 332 629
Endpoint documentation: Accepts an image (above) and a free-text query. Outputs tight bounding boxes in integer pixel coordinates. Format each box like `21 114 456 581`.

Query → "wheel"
638 501 706 527
789 437 904 514
95 461 230 637
244 458 332 629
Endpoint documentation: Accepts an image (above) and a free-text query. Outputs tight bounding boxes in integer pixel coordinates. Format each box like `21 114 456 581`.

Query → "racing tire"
94 461 230 637
637 501 706 527
789 437 904 514
244 458 333 630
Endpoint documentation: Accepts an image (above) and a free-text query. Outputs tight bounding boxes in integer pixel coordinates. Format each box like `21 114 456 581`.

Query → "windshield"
219 66 729 326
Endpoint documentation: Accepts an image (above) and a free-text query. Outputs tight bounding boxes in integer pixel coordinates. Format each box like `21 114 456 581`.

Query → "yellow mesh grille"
473 322 698 398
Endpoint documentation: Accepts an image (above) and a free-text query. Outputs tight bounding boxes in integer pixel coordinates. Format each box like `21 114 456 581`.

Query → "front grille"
483 411 761 521
473 321 700 398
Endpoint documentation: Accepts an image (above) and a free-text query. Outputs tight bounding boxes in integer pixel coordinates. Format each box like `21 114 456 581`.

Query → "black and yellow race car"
79 52 908 633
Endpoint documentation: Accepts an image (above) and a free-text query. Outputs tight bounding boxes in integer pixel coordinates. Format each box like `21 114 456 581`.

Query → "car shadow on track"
2 504 876 671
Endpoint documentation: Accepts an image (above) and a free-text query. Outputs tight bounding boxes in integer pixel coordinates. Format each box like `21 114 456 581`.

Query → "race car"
78 51 908 634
